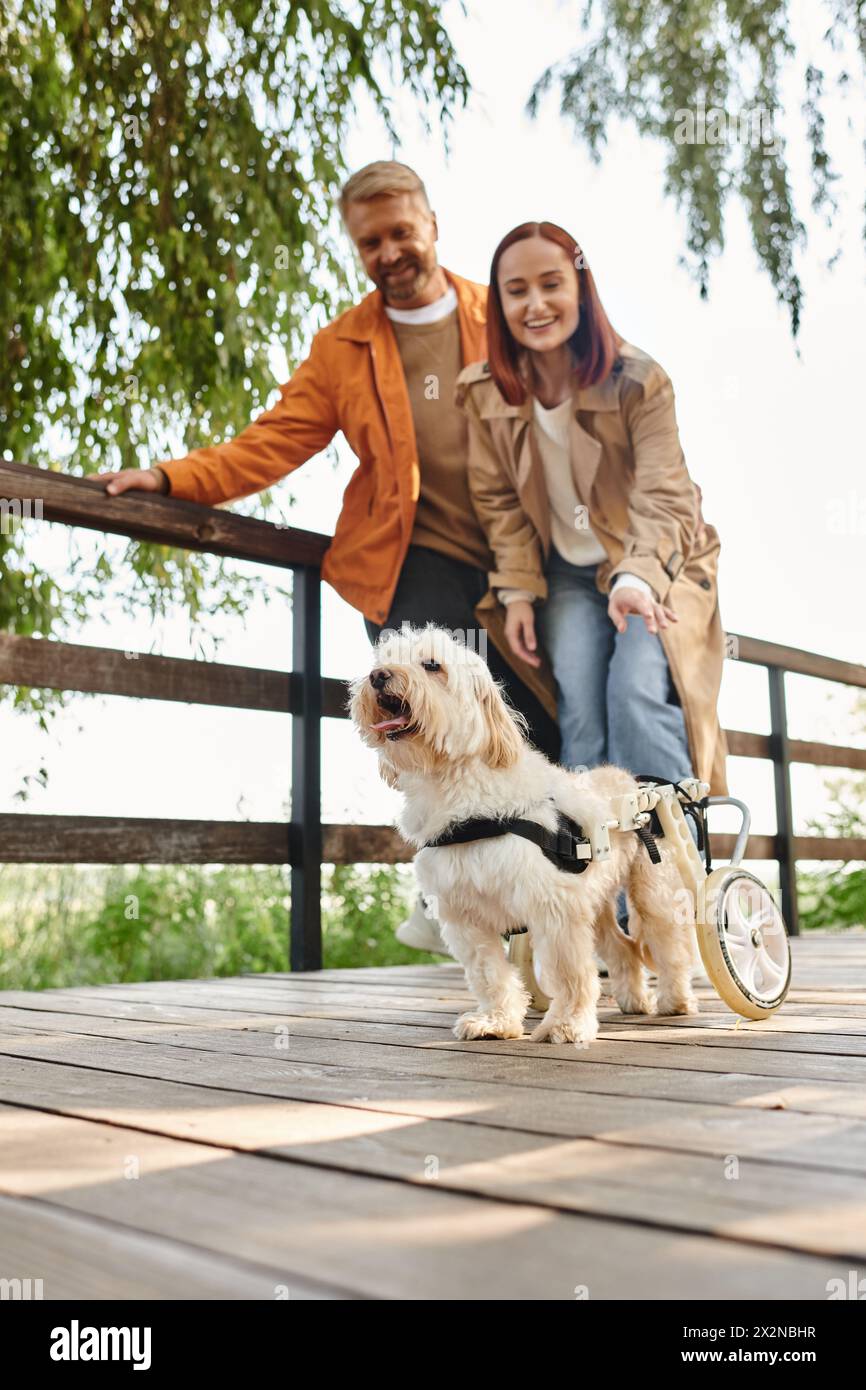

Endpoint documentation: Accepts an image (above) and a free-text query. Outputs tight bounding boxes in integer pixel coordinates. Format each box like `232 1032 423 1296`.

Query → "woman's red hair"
486 222 621 405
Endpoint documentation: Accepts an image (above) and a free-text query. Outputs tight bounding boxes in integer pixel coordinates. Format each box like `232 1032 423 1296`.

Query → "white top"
497 395 653 606
533 396 609 567
384 284 458 324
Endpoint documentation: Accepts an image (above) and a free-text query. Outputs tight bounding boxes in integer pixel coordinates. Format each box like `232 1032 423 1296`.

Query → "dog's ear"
378 757 402 791
475 674 525 768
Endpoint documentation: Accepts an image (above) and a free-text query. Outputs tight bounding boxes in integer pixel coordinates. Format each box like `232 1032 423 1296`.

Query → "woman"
455 221 728 817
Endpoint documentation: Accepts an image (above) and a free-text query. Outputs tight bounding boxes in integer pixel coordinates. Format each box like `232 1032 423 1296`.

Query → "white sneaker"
396 895 453 956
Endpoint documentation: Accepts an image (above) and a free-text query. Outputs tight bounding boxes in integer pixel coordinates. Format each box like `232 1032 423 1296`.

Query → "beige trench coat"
455 343 729 795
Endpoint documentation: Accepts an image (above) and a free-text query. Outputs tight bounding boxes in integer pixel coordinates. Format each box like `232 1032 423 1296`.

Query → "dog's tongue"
370 713 411 732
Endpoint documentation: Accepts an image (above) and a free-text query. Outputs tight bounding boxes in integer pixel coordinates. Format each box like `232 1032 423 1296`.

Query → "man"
92 160 561 953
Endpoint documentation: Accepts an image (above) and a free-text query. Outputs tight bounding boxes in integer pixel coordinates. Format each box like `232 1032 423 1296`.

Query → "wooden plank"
6 630 866 771
723 729 771 759
5 973 861 1028
322 823 414 864
746 834 866 861
6 815 861 864
0 816 409 864
726 729 866 773
788 739 866 772
0 632 350 719
597 1019 866 1053
735 633 866 689
0 815 291 864
709 833 866 863
4 985 866 1038
8 999 866 1051
0 1100 852 1296
0 632 290 709
6 1016 860 1088
2 632 864 772
18 949 860 1015
286 961 866 991
0 458 328 569
17 976 866 1043
7 1003 866 1125
1 1031 866 1170
0 1192 341 1300
6 987 866 1023
5 975 859 1030
1 1019 863 1142
3 1091 866 1263
0 979 478 1013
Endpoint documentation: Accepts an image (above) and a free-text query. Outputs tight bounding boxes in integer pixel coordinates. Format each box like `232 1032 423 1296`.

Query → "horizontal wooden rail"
734 634 866 690
2 463 863 689
0 633 349 719
0 816 863 867
0 816 403 866
724 727 866 771
3 634 865 772
0 458 328 569
0 816 290 864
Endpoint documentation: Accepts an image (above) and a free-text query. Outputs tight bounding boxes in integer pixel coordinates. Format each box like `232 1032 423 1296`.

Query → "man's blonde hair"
339 160 431 221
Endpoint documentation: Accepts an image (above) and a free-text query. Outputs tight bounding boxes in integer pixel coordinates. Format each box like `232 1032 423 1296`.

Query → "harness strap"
634 773 712 872
425 812 591 875
635 823 662 864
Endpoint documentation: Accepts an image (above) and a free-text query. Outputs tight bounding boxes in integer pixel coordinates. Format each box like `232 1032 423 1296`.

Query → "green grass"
0 861 441 991
1 856 861 993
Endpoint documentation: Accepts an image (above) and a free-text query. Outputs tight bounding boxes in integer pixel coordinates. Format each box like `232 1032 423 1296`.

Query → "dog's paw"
529 1014 599 1048
655 992 699 1017
615 990 656 1017
453 1010 525 1040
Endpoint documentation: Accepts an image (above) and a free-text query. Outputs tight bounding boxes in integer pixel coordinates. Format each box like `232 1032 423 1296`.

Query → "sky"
2 0 864 861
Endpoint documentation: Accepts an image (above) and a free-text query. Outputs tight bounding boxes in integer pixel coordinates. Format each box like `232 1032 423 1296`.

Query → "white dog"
349 623 699 1047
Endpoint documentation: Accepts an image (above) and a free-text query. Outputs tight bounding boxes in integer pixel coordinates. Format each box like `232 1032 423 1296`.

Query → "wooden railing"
1 458 864 962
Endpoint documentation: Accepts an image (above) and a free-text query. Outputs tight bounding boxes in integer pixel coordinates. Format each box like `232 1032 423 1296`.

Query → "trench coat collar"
475 354 626 422
503 358 626 503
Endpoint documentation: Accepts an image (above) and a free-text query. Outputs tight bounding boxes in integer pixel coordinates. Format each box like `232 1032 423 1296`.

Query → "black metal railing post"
290 564 323 969
768 666 799 935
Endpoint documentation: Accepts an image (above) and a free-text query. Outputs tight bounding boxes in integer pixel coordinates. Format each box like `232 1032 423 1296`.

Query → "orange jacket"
160 268 488 624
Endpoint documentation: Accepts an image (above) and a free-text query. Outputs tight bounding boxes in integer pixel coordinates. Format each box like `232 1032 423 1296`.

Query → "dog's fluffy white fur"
349 624 699 1047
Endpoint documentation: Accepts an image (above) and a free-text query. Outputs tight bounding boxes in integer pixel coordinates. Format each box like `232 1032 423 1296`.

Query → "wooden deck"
1 934 865 1301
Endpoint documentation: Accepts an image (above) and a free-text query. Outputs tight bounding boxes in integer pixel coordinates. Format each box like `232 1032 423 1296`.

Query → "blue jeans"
538 546 694 780
537 546 697 928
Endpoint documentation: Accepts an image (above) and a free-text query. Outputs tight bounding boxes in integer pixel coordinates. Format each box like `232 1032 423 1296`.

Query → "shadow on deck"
0 935 865 1299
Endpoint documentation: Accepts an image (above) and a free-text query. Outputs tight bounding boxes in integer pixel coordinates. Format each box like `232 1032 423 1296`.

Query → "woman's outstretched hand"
503 598 542 668
608 586 678 637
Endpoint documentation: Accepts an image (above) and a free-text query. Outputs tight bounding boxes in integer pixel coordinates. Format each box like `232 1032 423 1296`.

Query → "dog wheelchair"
507 777 792 1021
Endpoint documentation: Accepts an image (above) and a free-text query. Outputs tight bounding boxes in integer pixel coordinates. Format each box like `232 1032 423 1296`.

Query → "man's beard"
375 255 435 304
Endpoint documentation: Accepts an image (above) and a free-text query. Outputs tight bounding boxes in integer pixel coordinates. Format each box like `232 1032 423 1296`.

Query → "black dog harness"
422 783 704 943
423 778 710 877
424 808 592 875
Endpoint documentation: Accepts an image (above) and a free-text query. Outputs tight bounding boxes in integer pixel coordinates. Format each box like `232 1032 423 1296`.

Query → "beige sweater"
388 301 493 574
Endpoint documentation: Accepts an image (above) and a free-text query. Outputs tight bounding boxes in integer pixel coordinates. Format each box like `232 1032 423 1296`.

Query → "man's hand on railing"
85 467 169 497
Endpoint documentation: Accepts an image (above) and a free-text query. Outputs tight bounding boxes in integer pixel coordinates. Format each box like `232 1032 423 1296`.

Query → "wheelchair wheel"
697 867 792 1019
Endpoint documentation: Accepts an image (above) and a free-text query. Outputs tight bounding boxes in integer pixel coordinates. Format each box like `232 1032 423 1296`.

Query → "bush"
0 860 437 989
798 782 866 932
